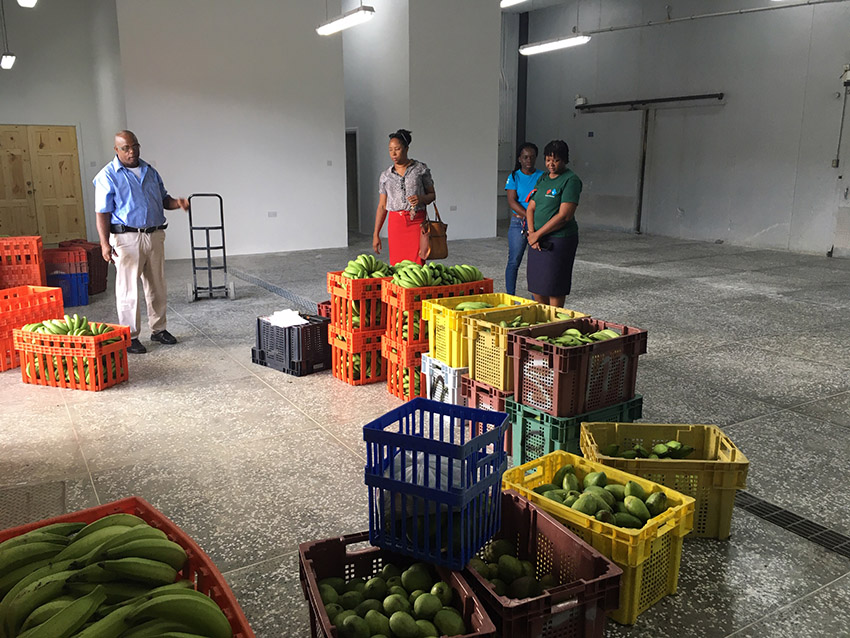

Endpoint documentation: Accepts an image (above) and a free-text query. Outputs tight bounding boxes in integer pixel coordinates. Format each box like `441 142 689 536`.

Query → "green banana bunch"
341 254 391 280
532 327 621 350
0 513 234 638
398 310 424 341
400 366 422 398
390 263 484 289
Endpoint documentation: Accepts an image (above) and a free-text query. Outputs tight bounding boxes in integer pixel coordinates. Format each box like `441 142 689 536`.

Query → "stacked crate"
0 236 46 288
381 278 494 402
43 246 89 306
327 271 389 385
59 239 108 295
506 317 648 466
252 314 331 377
0 285 64 371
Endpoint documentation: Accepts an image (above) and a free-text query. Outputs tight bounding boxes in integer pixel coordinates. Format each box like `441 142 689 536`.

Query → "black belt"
111 224 167 234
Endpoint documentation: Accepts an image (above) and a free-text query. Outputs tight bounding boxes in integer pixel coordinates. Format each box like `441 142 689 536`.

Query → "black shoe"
128 339 147 354
151 329 177 345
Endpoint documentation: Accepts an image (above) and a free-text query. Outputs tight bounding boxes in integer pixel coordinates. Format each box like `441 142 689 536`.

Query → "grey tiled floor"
1 224 848 637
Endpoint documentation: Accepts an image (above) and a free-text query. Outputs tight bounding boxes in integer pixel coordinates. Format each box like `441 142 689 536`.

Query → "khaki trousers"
110 229 167 339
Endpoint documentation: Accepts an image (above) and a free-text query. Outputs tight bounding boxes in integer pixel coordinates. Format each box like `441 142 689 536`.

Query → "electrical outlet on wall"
267 211 278 218
450 205 457 211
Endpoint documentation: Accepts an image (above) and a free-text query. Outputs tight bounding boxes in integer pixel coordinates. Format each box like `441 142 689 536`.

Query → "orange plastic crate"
330 331 385 386
0 236 46 288
0 285 64 371
0 496 254 638
13 322 131 391
384 304 429 346
382 278 494 311
382 335 428 401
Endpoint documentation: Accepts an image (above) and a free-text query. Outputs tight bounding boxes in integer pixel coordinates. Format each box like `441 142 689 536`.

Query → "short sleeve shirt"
531 169 582 238
505 169 544 211
93 157 169 228
378 160 434 211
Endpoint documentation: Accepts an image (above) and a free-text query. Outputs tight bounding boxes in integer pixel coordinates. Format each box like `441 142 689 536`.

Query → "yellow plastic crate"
502 450 695 625
422 293 536 368
464 305 584 391
580 422 749 540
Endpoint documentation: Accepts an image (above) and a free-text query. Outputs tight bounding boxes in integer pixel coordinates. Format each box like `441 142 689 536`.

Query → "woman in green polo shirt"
525 139 581 307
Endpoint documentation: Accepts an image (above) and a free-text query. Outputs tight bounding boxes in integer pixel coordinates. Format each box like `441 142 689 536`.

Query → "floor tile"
789 391 850 430
604 510 850 637
724 410 850 536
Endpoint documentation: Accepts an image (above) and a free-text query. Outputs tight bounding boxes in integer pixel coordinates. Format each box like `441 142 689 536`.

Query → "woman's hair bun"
389 128 412 147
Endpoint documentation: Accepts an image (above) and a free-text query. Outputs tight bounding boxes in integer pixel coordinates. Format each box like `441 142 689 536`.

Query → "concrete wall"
0 0 126 242
116 0 348 259
523 0 850 253
409 0 501 240
342 0 410 236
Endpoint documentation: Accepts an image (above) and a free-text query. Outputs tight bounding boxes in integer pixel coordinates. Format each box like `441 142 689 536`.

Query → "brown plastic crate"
508 318 647 417
299 531 497 638
465 491 622 638
462 374 513 458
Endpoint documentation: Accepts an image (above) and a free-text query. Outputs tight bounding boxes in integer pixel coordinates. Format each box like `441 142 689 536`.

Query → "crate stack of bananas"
391 263 484 289
0 513 233 638
24 355 117 386
20 316 120 344
341 254 392 280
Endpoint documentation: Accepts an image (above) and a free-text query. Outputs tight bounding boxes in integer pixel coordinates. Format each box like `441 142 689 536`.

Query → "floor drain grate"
735 490 850 558
229 269 319 314
0 482 67 529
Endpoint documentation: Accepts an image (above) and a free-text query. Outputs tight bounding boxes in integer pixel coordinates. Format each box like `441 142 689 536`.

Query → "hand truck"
186 193 236 302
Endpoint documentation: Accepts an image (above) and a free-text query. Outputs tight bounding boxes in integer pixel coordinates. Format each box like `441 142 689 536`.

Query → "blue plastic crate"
46 273 89 307
363 397 508 570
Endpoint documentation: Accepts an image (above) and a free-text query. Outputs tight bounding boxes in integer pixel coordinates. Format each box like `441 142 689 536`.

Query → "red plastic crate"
316 300 331 319
508 318 648 418
59 239 108 295
0 496 254 638
0 285 64 371
465 491 622 638
327 271 389 333
330 326 385 385
382 335 428 401
14 322 130 391
299 531 496 638
0 236 46 288
462 374 513 458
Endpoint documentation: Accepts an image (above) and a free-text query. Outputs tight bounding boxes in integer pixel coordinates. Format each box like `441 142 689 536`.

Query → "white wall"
522 0 850 253
0 0 125 242
409 0 502 240
343 0 410 236
116 0 348 259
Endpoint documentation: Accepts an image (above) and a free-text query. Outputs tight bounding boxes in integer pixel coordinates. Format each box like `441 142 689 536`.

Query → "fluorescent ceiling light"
17 0 38 7
520 34 591 56
1 53 15 69
500 0 529 7
316 5 375 36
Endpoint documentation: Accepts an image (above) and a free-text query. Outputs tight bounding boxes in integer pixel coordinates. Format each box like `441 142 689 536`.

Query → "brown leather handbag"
419 204 448 261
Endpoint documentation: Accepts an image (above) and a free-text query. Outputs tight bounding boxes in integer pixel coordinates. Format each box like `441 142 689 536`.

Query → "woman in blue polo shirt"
504 143 544 295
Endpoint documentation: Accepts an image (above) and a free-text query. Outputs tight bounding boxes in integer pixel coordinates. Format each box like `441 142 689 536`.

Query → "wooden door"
0 125 39 236
27 125 86 243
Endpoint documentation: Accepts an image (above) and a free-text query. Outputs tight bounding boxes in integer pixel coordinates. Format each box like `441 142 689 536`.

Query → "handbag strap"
430 203 443 223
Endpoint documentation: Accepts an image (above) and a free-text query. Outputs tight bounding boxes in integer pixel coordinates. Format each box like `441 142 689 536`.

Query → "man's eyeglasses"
118 144 140 152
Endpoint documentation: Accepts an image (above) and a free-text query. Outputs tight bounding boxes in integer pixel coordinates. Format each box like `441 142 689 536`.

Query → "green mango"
620 450 638 459
563 473 580 492
595 510 615 524
551 464 574 489
613 512 644 529
601 443 620 457
652 443 670 457
645 492 668 517
584 485 615 508
604 484 626 501
571 493 599 516
625 496 651 522
665 440 683 451
533 483 562 495
624 481 647 501
583 471 607 489
633 445 650 458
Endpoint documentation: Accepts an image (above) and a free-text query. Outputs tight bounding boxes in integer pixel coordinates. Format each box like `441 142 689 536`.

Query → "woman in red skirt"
373 129 436 265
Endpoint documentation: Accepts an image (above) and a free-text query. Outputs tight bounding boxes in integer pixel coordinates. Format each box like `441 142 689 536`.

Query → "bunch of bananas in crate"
352 351 382 380
399 310 423 340
20 316 120 342
350 300 381 329
391 262 484 289
401 366 421 398
342 254 392 279
0 514 233 638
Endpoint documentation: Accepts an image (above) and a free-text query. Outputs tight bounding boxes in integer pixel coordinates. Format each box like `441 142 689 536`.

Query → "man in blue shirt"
94 130 189 354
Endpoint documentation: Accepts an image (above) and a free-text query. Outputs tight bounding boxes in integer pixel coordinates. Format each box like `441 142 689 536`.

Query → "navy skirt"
527 233 579 297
